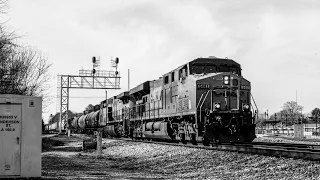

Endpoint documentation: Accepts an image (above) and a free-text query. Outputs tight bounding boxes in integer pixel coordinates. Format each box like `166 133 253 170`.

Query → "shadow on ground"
41 135 164 180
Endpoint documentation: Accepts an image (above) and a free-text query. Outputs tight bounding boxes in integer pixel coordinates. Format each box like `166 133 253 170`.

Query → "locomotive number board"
197 84 210 89
240 85 251 90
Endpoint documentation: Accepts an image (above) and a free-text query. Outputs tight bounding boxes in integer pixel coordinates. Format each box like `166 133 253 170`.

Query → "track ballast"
105 137 320 161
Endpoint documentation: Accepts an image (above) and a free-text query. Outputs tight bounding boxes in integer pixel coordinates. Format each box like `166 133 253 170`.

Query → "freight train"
69 56 257 145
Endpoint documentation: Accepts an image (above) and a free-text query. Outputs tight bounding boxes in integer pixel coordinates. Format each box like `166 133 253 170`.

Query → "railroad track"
106 137 320 161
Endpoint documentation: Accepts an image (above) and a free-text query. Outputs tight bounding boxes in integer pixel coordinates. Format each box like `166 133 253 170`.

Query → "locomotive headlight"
242 104 250 111
223 75 230 85
215 116 222 121
214 103 221 110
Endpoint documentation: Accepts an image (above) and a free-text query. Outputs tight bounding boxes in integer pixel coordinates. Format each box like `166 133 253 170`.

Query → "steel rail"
106 137 320 161
226 142 320 150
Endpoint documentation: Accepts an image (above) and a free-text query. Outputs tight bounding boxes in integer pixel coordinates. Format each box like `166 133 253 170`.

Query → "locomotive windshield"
190 62 241 76
218 65 241 76
190 63 217 74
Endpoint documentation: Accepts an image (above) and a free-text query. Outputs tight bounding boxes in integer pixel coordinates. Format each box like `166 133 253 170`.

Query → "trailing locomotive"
70 56 257 145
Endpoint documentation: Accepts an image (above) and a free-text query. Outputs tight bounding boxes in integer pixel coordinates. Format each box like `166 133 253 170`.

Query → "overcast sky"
5 0 320 123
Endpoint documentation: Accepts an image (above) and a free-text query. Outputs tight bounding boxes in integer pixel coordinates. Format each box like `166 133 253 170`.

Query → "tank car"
68 101 106 133
101 56 257 144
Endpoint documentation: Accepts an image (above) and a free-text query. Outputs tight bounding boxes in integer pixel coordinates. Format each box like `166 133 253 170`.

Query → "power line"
67 97 105 99
48 96 106 99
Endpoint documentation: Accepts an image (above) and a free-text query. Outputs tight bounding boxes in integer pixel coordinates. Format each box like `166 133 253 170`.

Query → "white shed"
0 94 42 178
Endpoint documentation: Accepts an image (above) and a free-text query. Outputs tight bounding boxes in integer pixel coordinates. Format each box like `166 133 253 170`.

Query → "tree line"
0 1 52 109
48 104 97 125
256 101 320 127
1 1 52 128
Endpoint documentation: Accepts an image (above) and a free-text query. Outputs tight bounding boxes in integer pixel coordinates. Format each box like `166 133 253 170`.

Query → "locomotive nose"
227 116 240 134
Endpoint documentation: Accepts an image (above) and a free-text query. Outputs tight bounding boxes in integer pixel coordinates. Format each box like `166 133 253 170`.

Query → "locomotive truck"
70 56 257 145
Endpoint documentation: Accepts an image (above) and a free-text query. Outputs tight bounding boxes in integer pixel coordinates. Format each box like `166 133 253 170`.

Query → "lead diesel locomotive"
73 57 256 145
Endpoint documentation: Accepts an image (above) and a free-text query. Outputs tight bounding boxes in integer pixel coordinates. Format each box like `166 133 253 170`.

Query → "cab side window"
171 72 175 82
179 65 188 80
164 76 169 84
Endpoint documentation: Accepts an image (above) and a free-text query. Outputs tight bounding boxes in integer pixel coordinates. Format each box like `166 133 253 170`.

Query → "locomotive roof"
116 91 129 99
129 81 150 96
189 57 241 68
164 57 241 76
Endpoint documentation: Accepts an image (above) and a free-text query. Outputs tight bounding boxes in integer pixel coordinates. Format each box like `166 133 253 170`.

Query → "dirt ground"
42 135 150 180
254 134 320 145
42 134 320 180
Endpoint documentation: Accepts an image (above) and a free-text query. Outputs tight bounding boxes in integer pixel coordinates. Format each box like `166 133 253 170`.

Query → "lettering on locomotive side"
240 85 251 90
197 84 210 89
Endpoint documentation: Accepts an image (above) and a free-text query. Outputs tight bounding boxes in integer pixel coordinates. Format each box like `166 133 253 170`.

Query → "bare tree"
311 108 320 122
1 0 52 112
1 46 53 108
255 113 266 128
85 104 94 114
282 101 303 124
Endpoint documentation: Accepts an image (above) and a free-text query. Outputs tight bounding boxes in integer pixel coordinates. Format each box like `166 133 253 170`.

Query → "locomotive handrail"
199 90 210 124
199 90 210 110
196 91 207 109
250 92 259 123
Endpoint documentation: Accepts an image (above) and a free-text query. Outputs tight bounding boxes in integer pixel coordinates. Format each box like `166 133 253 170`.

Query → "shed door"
0 104 21 176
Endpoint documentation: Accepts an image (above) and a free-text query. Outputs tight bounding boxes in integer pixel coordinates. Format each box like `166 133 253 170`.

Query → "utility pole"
317 112 319 136
285 114 288 128
128 69 130 91
280 111 283 130
296 90 297 104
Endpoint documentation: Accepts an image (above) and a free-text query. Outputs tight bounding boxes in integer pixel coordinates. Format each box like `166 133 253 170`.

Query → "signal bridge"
57 57 120 133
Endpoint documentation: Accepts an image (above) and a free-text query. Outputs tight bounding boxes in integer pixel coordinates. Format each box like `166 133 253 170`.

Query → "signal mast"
57 56 120 134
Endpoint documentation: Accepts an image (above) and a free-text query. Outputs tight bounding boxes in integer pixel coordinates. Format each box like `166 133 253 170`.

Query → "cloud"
6 0 320 121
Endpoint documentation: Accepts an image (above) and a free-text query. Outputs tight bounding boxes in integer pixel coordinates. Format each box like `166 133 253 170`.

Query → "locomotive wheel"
129 128 133 139
202 136 210 146
191 134 197 145
180 134 187 144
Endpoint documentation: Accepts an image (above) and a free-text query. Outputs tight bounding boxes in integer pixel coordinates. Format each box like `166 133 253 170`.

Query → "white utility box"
294 124 304 139
0 94 42 178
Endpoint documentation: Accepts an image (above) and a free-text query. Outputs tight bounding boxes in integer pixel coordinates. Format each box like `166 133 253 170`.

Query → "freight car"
70 56 257 145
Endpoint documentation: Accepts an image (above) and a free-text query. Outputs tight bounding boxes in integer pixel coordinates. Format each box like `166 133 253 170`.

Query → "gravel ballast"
103 139 320 179
254 134 320 145
42 135 320 179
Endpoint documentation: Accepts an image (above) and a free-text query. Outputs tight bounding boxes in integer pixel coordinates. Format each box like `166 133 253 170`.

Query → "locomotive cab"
189 57 256 143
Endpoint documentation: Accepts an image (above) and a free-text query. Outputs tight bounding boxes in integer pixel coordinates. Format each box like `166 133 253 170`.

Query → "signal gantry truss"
58 69 120 133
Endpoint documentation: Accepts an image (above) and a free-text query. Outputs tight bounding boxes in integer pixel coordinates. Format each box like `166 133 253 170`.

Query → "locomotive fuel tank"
104 125 118 136
142 122 175 140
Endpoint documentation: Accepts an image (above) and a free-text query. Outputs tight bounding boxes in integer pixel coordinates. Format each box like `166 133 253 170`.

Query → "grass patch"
42 136 65 151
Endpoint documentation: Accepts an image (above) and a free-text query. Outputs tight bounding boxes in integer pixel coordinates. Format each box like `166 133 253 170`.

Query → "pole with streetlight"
316 112 319 136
